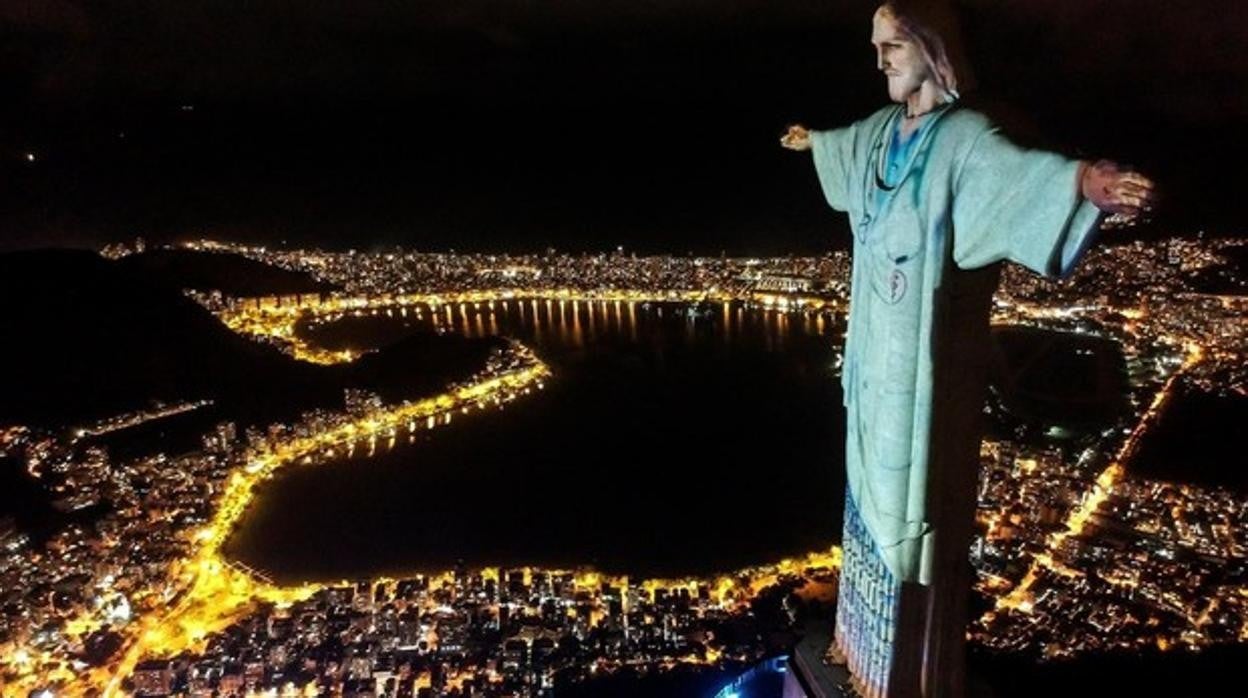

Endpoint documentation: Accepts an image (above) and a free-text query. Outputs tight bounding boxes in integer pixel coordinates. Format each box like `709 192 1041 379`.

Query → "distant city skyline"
2 236 1245 696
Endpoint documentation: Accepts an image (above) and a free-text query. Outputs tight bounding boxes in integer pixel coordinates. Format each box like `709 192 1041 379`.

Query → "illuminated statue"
781 2 1155 696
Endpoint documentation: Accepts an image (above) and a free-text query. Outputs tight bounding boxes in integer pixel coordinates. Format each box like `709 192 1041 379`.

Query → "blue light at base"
713 655 789 698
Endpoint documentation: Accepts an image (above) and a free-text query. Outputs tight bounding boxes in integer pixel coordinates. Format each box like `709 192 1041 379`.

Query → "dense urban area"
2 235 1245 696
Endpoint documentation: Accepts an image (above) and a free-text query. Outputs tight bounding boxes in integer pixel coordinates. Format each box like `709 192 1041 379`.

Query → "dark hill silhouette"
0 249 339 427
115 249 336 296
0 250 500 431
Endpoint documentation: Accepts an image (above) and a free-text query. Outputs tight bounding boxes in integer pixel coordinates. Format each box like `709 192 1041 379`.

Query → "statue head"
872 1 969 105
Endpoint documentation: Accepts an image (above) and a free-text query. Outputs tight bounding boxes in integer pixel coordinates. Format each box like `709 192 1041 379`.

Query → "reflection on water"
300 297 844 360
227 300 848 582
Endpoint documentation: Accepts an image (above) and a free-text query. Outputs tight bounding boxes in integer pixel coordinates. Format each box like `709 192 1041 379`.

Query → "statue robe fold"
811 103 1102 698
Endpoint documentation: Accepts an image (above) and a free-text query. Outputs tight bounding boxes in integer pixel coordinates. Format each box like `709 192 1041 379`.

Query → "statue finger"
1117 181 1155 199
1120 173 1156 190
1116 194 1150 212
1118 176 1152 189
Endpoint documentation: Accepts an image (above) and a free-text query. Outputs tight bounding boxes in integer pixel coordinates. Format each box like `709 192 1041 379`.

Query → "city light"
5 236 1246 694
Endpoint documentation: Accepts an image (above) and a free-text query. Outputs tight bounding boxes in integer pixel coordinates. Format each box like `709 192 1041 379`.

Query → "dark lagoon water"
225 300 849 582
222 299 1149 583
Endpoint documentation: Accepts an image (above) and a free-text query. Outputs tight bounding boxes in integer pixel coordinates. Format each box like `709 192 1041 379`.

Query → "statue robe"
811 103 1102 697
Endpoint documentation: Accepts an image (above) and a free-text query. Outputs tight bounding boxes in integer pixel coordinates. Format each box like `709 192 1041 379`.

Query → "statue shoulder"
931 106 999 166
860 104 900 129
938 107 995 142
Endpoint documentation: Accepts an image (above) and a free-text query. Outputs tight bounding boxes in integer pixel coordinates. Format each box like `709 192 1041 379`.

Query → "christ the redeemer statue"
780 2 1155 697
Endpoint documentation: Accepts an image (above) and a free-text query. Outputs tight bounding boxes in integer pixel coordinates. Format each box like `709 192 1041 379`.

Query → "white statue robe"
812 103 1103 585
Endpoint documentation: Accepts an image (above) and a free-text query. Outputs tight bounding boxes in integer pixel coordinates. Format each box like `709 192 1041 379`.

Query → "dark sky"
2 0 1246 253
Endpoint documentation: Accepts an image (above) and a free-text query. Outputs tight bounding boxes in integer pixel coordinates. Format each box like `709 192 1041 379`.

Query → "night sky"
2 0 1246 254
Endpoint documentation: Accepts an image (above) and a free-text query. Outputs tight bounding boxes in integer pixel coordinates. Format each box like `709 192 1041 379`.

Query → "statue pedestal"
783 623 998 698
782 622 856 698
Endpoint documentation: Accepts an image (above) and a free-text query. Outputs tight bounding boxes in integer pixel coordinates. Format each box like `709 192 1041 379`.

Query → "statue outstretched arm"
784 121 858 212
951 119 1159 275
951 127 1105 277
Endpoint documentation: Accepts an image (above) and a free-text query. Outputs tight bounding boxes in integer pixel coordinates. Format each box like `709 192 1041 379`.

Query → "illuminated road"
2 340 551 697
7 275 1234 694
215 288 840 364
70 399 214 441
96 349 552 696
3 298 844 697
992 343 1205 615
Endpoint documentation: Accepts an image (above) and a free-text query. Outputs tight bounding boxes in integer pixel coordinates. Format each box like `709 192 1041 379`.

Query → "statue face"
871 9 932 103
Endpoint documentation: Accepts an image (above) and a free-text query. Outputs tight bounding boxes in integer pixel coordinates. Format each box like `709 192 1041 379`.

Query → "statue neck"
901 80 952 137
905 80 950 119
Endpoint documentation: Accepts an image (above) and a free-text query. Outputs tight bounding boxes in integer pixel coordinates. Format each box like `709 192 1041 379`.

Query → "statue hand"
1081 159 1157 221
780 124 812 152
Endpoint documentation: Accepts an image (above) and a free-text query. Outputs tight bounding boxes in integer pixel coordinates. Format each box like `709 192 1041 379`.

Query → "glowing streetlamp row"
215 288 841 364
